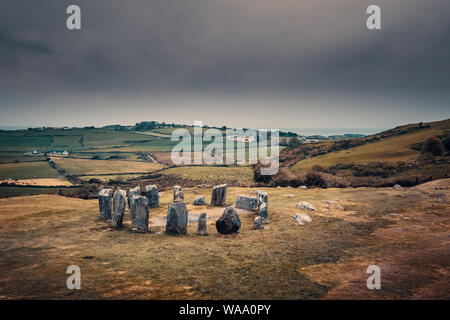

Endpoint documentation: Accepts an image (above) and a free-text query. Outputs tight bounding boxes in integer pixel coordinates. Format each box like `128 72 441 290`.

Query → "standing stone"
256 190 268 210
128 186 141 209
111 189 126 228
258 201 269 222
256 190 269 222
144 185 159 207
130 195 149 231
235 195 258 211
253 216 264 230
197 213 207 235
165 202 188 235
216 207 241 234
173 185 184 203
211 184 227 206
194 195 206 205
98 189 113 220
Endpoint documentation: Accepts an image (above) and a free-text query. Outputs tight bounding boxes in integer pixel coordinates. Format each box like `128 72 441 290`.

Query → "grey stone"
211 184 227 206
144 185 159 207
293 212 312 225
256 190 268 209
258 201 269 221
130 195 149 231
216 207 241 234
393 184 403 190
298 185 308 190
295 201 316 211
235 195 258 211
197 213 207 235
111 189 126 228
128 186 141 209
173 185 184 203
165 202 188 235
98 188 113 220
194 195 206 205
253 216 264 230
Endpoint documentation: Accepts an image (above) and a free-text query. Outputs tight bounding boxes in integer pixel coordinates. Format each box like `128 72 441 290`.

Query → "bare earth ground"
0 179 448 299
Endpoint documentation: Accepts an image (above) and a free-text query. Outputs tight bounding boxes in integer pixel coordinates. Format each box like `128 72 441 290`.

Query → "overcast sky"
0 0 449 129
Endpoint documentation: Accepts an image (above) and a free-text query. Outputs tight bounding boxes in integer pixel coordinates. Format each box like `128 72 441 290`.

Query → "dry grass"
51 158 165 175
292 126 446 171
0 178 72 187
0 179 448 299
159 166 254 184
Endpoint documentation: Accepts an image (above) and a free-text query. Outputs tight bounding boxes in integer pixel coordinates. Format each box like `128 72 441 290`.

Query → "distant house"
49 150 69 156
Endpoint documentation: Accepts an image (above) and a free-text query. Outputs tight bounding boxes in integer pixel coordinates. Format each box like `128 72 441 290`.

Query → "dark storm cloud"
0 0 449 127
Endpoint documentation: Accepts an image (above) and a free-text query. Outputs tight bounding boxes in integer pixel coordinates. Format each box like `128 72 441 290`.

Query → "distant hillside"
267 119 450 188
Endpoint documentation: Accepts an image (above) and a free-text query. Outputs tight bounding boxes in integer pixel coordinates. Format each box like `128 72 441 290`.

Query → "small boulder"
173 185 184 203
193 195 206 206
293 213 312 225
298 186 308 190
393 184 403 190
165 202 188 235
197 212 207 235
295 201 316 211
130 195 149 231
216 207 241 234
211 184 227 206
111 189 126 228
98 188 113 220
235 195 258 211
144 185 159 207
253 216 264 230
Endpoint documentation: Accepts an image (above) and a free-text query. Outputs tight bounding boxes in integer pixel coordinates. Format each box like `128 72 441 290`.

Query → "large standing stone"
256 190 268 210
98 189 113 220
211 184 227 206
111 189 126 228
258 201 269 222
165 202 188 235
235 195 258 211
130 195 149 231
255 190 269 222
173 185 184 203
194 195 206 205
197 213 207 235
216 207 241 234
144 185 159 207
128 186 141 209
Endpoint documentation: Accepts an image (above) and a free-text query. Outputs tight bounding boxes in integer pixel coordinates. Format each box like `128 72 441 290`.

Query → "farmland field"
0 161 60 180
51 158 165 176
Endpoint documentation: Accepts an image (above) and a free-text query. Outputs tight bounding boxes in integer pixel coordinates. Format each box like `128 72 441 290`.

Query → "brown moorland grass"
292 120 449 172
0 180 448 299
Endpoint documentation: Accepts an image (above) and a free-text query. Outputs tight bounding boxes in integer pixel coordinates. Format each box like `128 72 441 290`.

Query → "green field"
0 161 60 180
